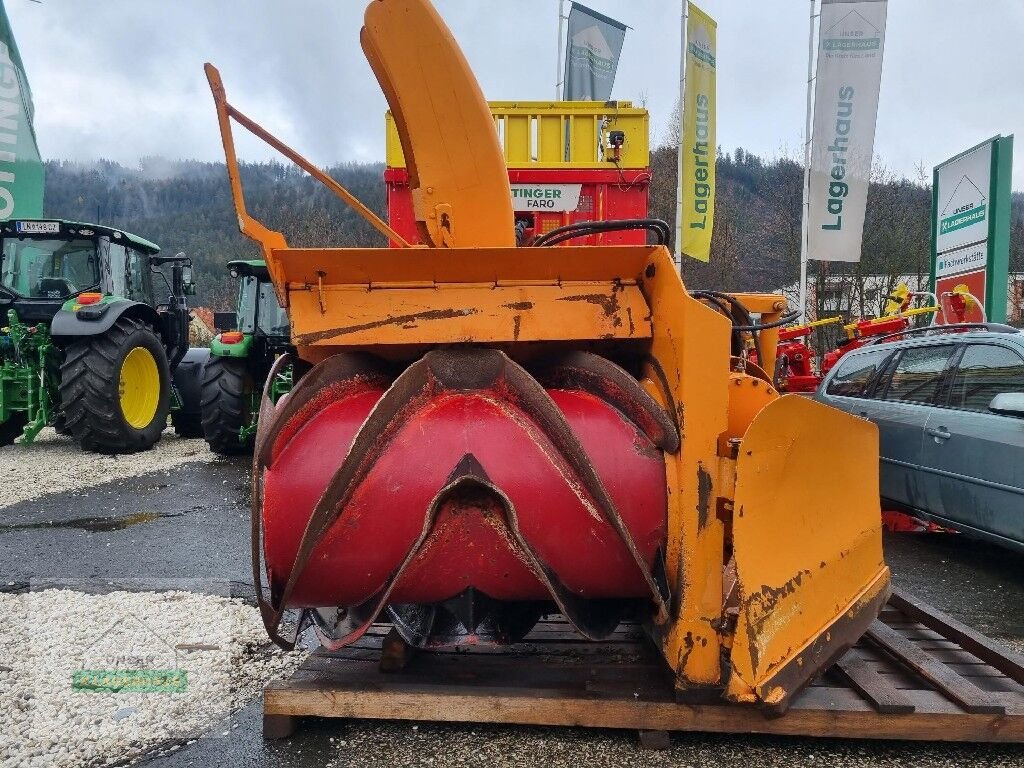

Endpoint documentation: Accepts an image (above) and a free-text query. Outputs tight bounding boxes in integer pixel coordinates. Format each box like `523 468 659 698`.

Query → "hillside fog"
41 153 1024 313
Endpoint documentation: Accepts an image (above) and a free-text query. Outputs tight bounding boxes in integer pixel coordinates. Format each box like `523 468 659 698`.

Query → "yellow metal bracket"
204 62 412 306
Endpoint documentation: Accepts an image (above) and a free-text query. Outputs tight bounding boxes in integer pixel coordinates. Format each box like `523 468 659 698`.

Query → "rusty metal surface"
286 283 652 347
728 395 890 709
257 348 674 650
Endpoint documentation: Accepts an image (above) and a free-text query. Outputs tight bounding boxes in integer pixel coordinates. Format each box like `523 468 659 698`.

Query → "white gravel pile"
0 588 306 768
0 429 215 508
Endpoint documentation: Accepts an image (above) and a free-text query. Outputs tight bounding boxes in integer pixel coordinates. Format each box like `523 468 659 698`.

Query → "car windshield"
258 281 290 336
0 237 100 299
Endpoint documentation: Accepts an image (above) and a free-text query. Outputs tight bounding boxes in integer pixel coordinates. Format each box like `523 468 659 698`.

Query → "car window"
948 344 1024 412
883 345 955 404
825 348 891 398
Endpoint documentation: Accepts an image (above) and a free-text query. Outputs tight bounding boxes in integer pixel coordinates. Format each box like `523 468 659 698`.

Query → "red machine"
770 288 948 393
384 101 651 246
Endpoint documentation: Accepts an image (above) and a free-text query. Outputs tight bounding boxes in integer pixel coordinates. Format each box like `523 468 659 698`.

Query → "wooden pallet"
263 589 1024 744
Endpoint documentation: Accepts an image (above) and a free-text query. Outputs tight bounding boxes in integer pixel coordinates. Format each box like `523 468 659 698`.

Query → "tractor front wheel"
59 317 170 454
200 356 254 455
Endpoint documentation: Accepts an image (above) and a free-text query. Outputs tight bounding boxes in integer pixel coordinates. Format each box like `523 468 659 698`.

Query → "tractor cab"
224 259 289 344
0 219 162 324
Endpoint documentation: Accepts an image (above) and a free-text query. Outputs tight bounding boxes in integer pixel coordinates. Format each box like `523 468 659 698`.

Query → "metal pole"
673 1 688 268
798 0 817 322
557 0 567 100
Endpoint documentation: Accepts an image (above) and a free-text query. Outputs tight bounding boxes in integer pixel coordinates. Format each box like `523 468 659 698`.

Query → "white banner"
807 0 888 262
935 141 992 255
935 241 987 280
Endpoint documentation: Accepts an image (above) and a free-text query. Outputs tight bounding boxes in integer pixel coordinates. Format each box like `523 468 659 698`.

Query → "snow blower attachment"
205 0 889 713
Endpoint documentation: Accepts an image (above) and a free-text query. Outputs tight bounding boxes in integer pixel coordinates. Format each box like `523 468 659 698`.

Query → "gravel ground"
0 428 214 508
1 430 1022 766
0 588 306 768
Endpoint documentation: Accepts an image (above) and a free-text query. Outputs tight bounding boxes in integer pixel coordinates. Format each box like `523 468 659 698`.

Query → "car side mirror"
988 392 1024 418
214 311 238 331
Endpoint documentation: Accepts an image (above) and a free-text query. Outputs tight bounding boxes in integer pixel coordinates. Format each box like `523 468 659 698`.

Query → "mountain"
42 159 388 309
41 153 1024 314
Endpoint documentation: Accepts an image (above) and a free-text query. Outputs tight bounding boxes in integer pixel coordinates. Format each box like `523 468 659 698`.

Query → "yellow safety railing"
386 101 649 170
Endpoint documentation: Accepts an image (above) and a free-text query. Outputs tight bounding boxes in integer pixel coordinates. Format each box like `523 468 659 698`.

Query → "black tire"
200 356 255 455
0 412 28 447
171 347 209 438
59 317 170 454
52 411 71 436
170 410 204 438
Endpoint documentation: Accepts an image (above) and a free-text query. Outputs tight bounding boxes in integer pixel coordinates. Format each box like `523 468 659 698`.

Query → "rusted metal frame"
204 62 411 250
888 588 1024 686
313 469 628 651
864 619 1007 715
733 573 891 715
534 351 679 453
639 252 731 688
263 348 670 649
252 353 394 650
251 353 299 646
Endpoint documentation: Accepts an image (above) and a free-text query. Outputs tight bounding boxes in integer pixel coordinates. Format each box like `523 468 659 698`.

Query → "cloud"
6 0 1024 185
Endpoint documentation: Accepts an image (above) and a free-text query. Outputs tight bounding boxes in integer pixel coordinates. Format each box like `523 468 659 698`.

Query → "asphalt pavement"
1 447 1022 767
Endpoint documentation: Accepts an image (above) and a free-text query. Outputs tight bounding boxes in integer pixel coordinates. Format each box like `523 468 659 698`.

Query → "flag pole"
557 0 567 100
673 1 688 269
798 0 817 322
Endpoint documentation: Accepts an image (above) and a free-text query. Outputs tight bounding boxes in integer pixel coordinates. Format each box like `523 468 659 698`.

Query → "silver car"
816 325 1024 552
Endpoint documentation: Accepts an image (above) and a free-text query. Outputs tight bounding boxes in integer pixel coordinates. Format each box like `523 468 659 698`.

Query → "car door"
919 342 1024 546
871 343 957 511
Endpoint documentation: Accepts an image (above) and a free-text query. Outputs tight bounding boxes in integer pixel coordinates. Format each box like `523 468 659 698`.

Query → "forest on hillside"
41 151 1024 316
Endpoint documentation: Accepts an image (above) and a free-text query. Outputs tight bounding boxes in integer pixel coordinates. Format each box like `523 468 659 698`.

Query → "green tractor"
0 219 202 453
200 259 292 454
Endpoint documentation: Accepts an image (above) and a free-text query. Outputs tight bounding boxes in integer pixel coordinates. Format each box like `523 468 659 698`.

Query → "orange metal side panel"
637 248 732 688
287 283 652 347
267 246 653 289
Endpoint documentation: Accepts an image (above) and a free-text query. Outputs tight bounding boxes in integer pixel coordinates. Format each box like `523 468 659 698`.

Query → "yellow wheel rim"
119 346 160 429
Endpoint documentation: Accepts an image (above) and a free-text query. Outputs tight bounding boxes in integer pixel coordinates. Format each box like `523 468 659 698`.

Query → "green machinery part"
237 358 291 445
0 309 58 445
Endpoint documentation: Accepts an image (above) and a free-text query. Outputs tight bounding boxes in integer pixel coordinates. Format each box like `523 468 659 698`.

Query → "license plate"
15 221 61 234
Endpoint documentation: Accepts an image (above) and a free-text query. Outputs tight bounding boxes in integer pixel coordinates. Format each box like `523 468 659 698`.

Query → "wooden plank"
262 713 296 739
865 620 1006 715
889 588 1024 685
263 683 1024 742
637 729 671 749
263 595 1024 743
833 657 916 714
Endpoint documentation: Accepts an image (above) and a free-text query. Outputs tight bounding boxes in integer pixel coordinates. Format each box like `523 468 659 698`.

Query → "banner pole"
798 0 817 322
556 0 566 100
674 1 688 269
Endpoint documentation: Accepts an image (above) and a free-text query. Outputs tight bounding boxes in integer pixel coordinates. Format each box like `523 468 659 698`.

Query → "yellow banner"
681 2 716 262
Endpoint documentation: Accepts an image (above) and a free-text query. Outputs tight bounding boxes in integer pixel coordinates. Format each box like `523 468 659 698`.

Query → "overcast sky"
6 0 1024 185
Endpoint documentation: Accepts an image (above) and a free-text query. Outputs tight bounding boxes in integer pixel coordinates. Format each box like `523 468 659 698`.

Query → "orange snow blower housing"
205 0 889 714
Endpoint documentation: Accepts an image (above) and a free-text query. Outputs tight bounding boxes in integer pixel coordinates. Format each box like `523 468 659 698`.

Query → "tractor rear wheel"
0 412 28 447
59 317 170 454
170 409 204 438
200 356 254 455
